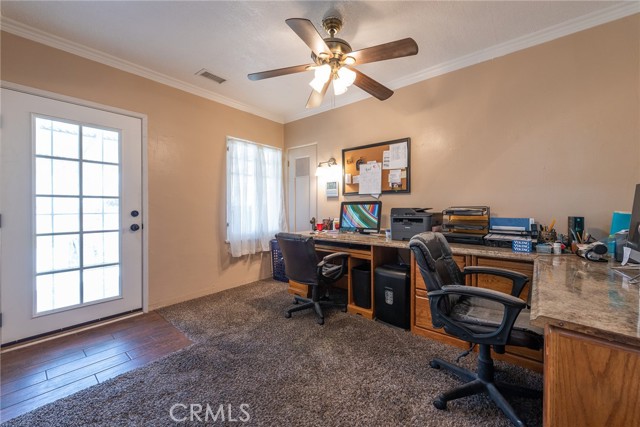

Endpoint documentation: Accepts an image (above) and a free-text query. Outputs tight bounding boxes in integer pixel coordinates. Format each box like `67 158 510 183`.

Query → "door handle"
130 224 141 232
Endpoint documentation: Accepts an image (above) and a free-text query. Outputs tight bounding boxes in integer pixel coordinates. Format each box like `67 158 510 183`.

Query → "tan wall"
1 32 284 309
285 15 640 239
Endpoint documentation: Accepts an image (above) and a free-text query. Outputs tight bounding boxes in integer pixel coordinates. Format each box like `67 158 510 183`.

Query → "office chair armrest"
318 252 350 267
317 252 349 281
429 285 526 346
461 266 529 298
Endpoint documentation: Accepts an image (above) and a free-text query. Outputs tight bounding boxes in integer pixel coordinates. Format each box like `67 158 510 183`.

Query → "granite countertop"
306 231 640 346
530 256 640 346
311 231 539 259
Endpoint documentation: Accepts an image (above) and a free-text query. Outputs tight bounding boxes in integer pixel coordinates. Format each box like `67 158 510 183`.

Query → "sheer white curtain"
226 137 285 257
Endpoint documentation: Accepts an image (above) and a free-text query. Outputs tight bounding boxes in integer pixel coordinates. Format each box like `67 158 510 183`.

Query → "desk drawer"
415 290 432 330
474 257 533 300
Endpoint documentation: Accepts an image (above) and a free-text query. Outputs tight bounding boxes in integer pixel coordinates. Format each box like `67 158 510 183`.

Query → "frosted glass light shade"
309 64 331 93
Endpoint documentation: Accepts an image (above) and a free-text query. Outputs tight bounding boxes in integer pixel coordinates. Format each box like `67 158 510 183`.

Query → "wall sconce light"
316 157 338 177
317 157 337 168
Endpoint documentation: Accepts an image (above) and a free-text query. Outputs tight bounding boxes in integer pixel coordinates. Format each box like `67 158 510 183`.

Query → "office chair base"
284 296 346 325
429 346 541 427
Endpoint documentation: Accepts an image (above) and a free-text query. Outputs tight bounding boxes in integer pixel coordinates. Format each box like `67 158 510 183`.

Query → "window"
226 137 285 257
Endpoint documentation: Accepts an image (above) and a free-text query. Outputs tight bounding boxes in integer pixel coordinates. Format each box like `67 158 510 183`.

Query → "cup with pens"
538 219 557 244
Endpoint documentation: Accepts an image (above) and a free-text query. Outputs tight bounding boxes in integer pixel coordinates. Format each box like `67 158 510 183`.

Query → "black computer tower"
352 264 372 309
374 264 410 329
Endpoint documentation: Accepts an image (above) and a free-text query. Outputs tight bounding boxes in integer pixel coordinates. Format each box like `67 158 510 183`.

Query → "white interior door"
287 145 317 232
0 88 143 344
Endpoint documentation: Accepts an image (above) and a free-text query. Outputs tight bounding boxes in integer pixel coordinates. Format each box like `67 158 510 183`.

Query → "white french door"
0 87 144 344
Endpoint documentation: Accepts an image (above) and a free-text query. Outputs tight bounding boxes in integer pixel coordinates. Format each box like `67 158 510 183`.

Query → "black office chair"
276 232 349 325
409 232 542 427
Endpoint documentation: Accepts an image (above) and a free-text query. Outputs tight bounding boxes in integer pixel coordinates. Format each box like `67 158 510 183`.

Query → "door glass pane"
35 158 52 195
36 271 80 313
83 127 119 163
83 232 119 267
52 197 80 233
36 234 80 273
83 198 119 231
36 197 80 234
84 266 120 303
83 163 120 197
52 159 79 196
36 196 53 234
37 158 80 196
35 118 53 156
52 121 79 159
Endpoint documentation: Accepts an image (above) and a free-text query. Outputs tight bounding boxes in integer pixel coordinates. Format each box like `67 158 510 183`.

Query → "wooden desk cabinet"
411 253 543 372
544 325 640 425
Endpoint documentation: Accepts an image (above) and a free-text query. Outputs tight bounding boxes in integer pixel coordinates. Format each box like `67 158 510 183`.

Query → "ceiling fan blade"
286 18 331 57
352 68 394 101
248 64 314 81
306 78 331 109
349 38 418 65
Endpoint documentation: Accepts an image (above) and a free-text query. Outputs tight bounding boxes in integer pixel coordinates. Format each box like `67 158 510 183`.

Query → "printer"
390 208 441 241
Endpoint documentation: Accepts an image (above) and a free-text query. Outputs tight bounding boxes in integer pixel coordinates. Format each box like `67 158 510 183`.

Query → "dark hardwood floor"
0 312 191 422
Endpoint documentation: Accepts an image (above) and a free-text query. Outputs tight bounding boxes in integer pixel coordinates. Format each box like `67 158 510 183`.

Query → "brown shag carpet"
3 279 542 426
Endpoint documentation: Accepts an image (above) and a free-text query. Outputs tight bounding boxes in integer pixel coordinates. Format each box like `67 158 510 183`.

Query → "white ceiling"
1 1 637 123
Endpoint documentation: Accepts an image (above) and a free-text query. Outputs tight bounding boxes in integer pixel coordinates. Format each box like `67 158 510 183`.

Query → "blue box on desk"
512 239 532 253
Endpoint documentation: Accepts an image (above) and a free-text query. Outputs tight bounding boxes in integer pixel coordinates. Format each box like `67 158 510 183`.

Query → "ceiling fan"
248 16 418 109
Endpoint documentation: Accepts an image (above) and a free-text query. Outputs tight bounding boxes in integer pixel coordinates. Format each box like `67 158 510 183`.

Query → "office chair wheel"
284 312 292 318
316 317 325 325
433 398 447 410
430 361 441 369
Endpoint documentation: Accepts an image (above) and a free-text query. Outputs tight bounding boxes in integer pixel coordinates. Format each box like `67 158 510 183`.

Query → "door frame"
286 142 317 232
1 81 149 313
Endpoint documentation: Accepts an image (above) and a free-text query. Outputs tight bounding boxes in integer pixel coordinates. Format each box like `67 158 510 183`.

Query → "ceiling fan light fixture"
333 79 348 96
309 64 331 92
338 67 356 86
343 56 356 65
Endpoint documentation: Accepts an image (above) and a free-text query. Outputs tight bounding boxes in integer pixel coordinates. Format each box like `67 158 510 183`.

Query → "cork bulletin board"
342 138 411 195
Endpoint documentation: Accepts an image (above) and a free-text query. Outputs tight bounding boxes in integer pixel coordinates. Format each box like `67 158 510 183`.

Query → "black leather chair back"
276 232 320 286
409 232 465 313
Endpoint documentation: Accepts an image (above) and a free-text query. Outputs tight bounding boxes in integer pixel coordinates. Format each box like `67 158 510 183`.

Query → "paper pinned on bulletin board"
388 169 402 185
359 162 382 195
382 151 391 169
388 141 408 169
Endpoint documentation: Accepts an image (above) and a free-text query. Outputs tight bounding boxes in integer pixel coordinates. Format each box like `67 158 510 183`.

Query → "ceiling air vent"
196 69 226 84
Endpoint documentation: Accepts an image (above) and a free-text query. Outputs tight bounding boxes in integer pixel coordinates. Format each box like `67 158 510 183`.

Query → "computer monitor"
339 201 382 234
625 183 640 263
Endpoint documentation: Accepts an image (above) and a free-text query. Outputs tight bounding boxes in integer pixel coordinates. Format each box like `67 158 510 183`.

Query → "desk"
530 257 640 426
289 232 541 369
288 231 640 425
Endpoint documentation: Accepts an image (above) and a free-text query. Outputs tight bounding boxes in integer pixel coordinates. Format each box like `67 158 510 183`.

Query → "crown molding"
0 17 285 124
2 2 638 125
284 2 640 123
